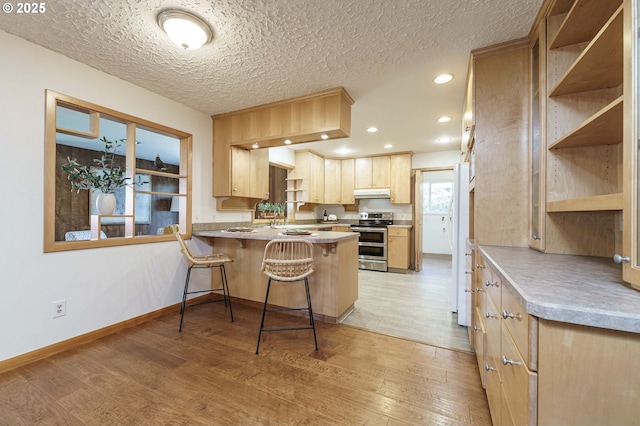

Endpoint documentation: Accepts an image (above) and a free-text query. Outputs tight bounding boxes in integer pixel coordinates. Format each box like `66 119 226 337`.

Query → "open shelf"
548 96 623 149
549 0 575 16
549 0 622 49
547 193 622 212
549 6 623 97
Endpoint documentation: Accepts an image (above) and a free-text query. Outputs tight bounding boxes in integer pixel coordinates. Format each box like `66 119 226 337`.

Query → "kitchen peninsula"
194 228 359 323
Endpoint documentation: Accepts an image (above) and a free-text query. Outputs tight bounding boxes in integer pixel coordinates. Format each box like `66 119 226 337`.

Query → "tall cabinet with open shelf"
543 0 624 257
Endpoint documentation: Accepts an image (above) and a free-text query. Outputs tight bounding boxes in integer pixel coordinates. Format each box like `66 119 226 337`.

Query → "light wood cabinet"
324 158 342 204
355 156 390 189
341 158 356 204
472 41 530 247
216 146 269 199
389 153 412 204
543 0 623 257
387 227 410 271
331 225 351 232
292 150 324 204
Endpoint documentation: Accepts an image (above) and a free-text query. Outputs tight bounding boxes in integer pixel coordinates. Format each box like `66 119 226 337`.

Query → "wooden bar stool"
175 232 234 331
256 238 318 354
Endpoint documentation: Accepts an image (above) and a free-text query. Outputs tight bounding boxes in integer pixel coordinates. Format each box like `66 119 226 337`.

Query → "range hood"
354 188 391 199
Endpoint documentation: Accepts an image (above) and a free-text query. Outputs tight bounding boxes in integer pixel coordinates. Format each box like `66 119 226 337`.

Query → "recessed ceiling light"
434 73 453 84
284 139 292 145
437 116 452 123
367 127 378 133
334 147 353 155
436 137 453 144
320 134 329 140
252 143 259 149
384 144 393 149
158 10 213 50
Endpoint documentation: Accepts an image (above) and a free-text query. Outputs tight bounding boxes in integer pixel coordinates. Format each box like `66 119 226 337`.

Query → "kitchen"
3 0 640 424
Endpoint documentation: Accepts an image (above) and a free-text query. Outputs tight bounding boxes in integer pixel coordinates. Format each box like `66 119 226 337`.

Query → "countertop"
479 245 640 334
194 227 359 244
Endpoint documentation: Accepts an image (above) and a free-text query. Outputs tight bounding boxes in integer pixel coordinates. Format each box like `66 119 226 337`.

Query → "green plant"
60 137 130 194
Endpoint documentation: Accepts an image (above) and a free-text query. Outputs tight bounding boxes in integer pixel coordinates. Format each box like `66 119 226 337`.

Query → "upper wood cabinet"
324 158 342 204
355 156 390 189
390 154 412 204
214 146 268 200
543 0 623 257
292 150 324 204
213 87 353 150
341 159 356 205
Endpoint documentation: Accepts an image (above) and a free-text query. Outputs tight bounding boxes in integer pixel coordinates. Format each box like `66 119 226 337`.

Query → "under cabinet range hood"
353 188 391 199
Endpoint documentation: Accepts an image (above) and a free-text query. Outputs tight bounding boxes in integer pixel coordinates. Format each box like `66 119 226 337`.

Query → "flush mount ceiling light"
158 10 213 50
434 73 453 84
438 116 452 123
367 127 378 133
384 144 393 149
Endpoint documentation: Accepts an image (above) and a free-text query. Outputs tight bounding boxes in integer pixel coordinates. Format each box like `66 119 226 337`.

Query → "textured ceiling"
0 0 543 157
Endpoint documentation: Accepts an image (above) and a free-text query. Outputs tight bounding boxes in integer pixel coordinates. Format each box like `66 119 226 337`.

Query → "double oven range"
351 212 393 272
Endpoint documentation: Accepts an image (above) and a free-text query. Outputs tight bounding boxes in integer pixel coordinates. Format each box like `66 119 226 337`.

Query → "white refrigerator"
451 163 470 326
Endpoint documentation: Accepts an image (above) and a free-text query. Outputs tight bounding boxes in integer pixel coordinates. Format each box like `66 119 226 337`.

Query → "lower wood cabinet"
387 227 410 271
476 248 640 425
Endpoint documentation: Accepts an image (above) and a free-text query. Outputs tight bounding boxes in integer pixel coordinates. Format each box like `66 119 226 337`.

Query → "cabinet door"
355 157 372 188
324 158 341 204
387 228 410 269
341 158 355 204
624 0 640 289
371 156 390 188
310 153 325 203
529 21 546 251
230 146 250 197
390 154 411 203
249 148 269 199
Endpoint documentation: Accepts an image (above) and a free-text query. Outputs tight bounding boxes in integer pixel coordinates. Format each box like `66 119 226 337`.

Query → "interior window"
44 90 192 252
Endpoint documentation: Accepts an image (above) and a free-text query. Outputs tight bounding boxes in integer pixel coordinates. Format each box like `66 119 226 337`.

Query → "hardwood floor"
342 255 473 352
0 300 490 425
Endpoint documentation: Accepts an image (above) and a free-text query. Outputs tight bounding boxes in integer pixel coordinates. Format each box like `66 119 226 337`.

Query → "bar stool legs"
179 263 234 332
255 276 318 354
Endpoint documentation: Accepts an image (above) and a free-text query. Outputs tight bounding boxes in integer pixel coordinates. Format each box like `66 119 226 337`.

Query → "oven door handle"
358 242 385 247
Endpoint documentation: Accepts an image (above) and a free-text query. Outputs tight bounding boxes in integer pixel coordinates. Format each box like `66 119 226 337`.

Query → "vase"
96 192 116 215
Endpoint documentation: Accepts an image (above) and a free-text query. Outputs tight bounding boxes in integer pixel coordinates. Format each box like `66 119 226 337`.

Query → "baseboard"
0 303 180 374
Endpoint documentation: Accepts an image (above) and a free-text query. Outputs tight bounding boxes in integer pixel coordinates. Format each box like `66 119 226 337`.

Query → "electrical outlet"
52 300 66 318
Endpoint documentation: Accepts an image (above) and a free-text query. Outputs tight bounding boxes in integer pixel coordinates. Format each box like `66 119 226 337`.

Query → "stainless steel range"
351 212 393 272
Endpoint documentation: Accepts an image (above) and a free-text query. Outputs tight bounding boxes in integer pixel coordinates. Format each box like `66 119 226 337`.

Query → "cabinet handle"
233 188 238 192
475 287 484 293
502 355 522 366
465 289 473 293
476 264 484 269
532 235 541 240
502 310 522 320
484 280 499 288
465 253 472 257
613 254 630 264
485 364 496 372
473 326 481 331
485 312 499 319
465 271 472 275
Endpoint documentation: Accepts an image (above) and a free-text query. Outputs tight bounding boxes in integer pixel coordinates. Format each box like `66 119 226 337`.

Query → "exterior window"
422 181 453 214
44 90 192 252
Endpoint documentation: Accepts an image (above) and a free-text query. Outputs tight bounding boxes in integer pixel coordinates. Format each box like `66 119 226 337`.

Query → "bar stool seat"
175 232 234 331
256 238 317 354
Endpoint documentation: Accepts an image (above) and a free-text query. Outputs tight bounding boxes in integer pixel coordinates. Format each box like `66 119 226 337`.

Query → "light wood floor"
0 301 490 425
342 255 472 352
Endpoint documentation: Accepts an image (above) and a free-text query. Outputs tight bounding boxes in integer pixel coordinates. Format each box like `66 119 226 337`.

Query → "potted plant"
257 202 286 218
60 136 130 215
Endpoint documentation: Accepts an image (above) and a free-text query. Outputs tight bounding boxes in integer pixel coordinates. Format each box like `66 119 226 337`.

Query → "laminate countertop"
194 228 358 244
479 245 640 334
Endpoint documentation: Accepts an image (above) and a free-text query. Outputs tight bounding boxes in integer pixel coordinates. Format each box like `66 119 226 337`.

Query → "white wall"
0 30 245 362
412 150 461 169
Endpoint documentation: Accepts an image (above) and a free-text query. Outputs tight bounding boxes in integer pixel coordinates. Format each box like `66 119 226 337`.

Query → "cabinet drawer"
479 259 500 308
501 323 537 426
388 227 409 237
473 306 487 389
502 285 536 369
